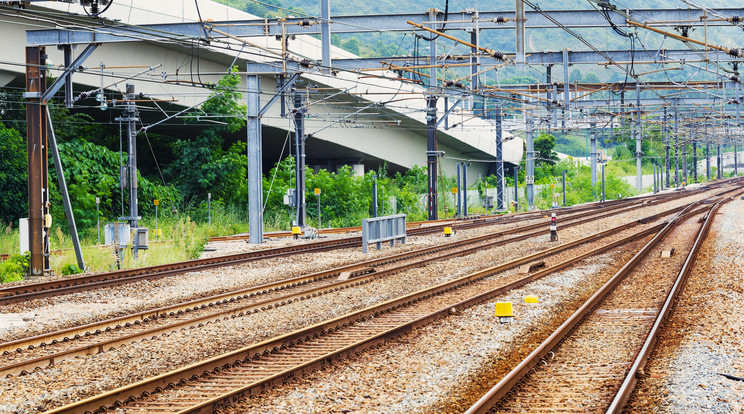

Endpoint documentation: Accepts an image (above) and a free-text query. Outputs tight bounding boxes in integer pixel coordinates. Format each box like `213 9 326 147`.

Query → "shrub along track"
38 194 730 414
0 191 692 378
0 187 714 307
463 192 739 414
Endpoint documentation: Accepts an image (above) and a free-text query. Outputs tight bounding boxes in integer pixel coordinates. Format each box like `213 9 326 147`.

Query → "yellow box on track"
494 302 513 317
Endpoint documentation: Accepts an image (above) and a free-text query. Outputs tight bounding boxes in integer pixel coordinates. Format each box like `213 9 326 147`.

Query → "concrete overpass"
0 0 523 182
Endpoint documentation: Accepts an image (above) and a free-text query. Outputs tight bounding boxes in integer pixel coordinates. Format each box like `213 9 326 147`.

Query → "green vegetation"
0 253 29 283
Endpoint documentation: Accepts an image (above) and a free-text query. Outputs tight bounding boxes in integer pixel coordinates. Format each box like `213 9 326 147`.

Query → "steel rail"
42 202 679 414
209 195 662 241
463 192 741 414
0 198 681 377
0 193 677 306
606 196 731 413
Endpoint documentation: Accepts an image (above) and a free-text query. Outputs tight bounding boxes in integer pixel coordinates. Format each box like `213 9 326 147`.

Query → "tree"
0 123 27 225
569 68 582 83
535 133 560 166
166 67 247 204
583 72 601 83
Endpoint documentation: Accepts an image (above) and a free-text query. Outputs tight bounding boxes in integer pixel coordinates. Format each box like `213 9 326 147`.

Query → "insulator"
491 50 505 60
731 75 741 83
728 48 744 58
494 16 506 24
300 19 311 26
732 16 742 23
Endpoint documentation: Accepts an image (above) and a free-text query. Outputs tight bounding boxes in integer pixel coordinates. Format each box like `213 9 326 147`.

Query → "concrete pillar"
246 74 263 244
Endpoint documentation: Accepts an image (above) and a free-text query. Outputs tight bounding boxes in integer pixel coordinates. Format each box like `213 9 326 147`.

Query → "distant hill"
217 0 743 83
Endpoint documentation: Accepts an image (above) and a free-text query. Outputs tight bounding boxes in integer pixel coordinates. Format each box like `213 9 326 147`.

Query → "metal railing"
361 214 406 253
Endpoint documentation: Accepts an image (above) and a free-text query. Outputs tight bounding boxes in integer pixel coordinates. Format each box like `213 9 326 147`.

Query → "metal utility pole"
718 138 723 179
372 174 378 218
462 163 469 216
674 104 680 187
470 10 480 92
516 0 525 71
562 169 566 206
456 163 462 217
635 82 642 192
706 144 711 181
663 108 670 188
546 66 552 129
292 91 307 227
514 166 519 211
683 126 688 187
526 109 535 209
116 84 141 258
601 164 606 201
737 82 741 177
426 95 439 220
590 121 597 186
426 8 439 221
562 49 569 133
320 0 331 72
495 107 505 210
25 46 50 275
552 82 559 128
692 137 698 183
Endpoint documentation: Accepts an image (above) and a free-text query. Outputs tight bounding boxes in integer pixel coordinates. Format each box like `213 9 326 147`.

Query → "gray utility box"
105 223 130 247
361 214 406 253
132 227 149 250
104 224 149 249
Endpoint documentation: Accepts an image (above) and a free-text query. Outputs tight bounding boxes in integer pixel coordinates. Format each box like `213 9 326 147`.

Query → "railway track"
208 198 638 241
0 192 688 378
40 196 722 414
464 192 738 414
0 189 690 306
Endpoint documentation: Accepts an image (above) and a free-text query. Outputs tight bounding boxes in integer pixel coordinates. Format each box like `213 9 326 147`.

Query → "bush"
60 263 82 276
0 252 29 283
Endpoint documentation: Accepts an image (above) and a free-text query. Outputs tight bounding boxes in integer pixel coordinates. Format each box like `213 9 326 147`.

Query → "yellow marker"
494 302 513 317
524 295 539 303
443 227 452 237
314 188 321 195
292 226 301 239
451 187 458 194
154 229 163 237
153 199 160 206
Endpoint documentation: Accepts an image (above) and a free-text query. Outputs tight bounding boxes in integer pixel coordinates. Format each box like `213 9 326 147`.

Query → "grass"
1 215 216 277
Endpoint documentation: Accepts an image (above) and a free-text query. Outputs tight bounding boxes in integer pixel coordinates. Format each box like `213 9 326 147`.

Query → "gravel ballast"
0 188 737 413
626 196 744 413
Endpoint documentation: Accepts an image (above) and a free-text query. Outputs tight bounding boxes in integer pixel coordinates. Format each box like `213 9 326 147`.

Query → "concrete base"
0 313 34 331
